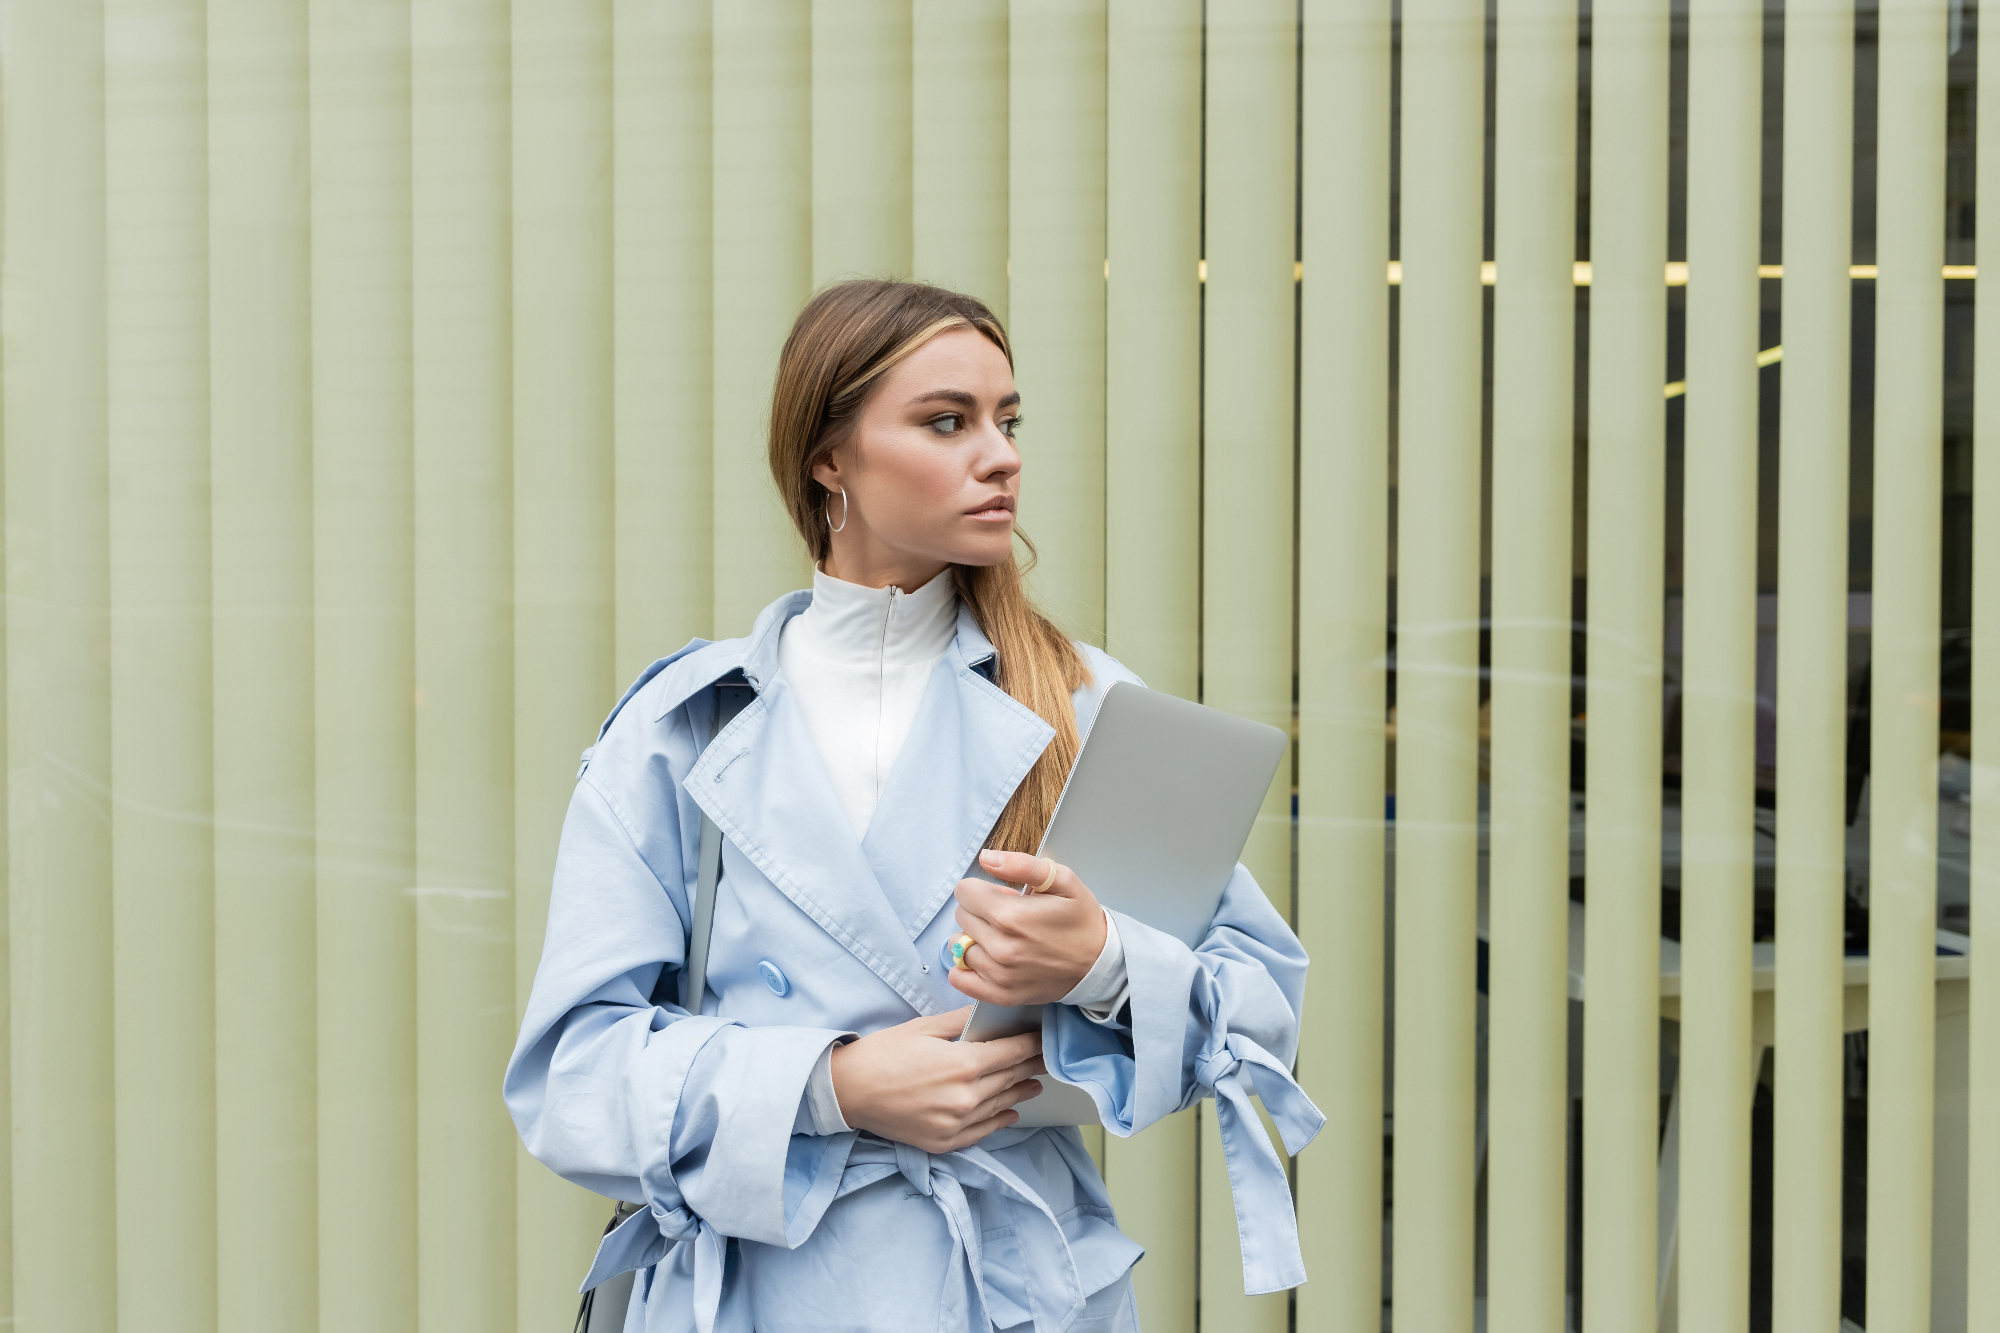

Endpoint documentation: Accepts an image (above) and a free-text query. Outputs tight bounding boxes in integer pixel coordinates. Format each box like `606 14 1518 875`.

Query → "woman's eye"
1001 416 1022 439
929 413 964 435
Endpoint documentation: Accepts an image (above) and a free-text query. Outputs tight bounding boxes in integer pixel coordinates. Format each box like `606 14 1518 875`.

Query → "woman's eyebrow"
905 388 978 409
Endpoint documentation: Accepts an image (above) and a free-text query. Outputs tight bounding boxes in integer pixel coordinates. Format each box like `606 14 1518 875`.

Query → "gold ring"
1031 858 1058 893
947 933 975 970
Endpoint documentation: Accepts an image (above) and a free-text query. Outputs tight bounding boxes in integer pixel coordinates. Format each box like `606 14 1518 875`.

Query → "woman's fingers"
945 960 1008 1004
946 1107 1027 1152
968 1075 1043 1124
944 1079 1044 1149
905 1007 974 1039
969 1055 1046 1103
963 1029 1040 1075
976 848 1084 898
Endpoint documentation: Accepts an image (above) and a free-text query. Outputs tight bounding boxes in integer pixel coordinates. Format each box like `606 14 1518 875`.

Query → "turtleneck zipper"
875 585 901 808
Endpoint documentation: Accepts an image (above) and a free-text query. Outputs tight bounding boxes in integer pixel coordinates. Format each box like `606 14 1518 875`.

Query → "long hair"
768 279 1091 854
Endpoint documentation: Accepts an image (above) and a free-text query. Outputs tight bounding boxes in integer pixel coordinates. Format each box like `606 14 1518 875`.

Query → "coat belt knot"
1194 1034 1327 1294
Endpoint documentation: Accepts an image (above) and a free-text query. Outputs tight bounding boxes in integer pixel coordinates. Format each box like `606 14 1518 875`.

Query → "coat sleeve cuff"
1059 906 1131 1025
793 1038 854 1136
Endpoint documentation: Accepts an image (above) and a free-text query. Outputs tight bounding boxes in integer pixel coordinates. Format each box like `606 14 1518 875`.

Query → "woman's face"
811 326 1022 590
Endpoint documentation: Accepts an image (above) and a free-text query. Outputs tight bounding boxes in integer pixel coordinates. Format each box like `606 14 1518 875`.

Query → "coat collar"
672 586 1050 1014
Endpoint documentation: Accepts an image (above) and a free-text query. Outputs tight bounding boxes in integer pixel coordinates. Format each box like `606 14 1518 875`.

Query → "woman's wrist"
1058 908 1130 1021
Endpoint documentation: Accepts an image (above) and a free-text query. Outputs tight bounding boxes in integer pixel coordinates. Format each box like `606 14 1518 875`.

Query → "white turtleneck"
778 566 1133 1135
779 565 962 840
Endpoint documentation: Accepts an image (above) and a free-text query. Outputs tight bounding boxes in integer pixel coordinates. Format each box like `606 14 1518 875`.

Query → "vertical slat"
1 2 114 1329
1101 3 1200 1327
510 2 621 1325
1675 0 1761 1326
0 91 11 1323
309 3 417 1326
811 0 911 285
1769 0 1852 1322
613 0 713 671
1008 0 1106 642
209 0 319 1327
105 2 216 1328
1201 0 1296 936
1968 6 2000 1318
1200 7 1298 1326
712 0 812 633
1486 0 1577 1324
411 1 516 1329
1105 2 1200 796
1865 0 1946 1323
1582 0 1669 1322
912 0 1008 314
1295 0 1391 1328
1394 0 1485 1321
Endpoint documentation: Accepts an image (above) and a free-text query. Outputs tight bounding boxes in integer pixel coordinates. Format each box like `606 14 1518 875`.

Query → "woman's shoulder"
1067 642 1147 735
1072 641 1147 693
586 635 752 777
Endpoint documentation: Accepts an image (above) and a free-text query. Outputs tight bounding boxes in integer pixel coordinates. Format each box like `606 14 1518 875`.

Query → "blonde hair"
768 279 1091 854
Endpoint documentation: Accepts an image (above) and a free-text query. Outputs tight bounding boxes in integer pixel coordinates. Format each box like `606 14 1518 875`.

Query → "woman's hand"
828 1007 1045 1153
946 849 1108 1007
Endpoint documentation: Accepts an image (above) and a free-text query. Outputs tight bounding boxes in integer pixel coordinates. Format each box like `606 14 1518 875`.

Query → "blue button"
758 960 790 997
938 940 959 974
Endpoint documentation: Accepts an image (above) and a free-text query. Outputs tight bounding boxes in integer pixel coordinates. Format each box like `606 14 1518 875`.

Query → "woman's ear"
809 450 844 494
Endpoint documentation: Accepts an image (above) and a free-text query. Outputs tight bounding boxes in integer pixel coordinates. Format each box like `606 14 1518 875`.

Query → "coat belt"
579 1132 1107 1333
1193 1033 1326 1295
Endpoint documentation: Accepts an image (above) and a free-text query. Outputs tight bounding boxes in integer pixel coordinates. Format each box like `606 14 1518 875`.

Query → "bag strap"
681 681 755 1012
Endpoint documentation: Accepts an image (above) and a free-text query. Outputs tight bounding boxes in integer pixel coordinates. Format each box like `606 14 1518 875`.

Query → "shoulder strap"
681 681 755 1011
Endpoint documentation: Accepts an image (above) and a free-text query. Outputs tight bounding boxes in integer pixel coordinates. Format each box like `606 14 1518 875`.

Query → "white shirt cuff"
794 1040 852 1136
1059 907 1131 1025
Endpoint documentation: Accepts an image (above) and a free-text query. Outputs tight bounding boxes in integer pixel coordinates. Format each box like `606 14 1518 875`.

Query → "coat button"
758 960 790 998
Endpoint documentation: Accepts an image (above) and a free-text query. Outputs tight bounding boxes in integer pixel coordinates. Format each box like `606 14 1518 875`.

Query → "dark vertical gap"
1940 3 1975 945
1842 1032 1871 1323
1749 1049 1776 1332
1569 0 1593 1317
1385 5 1404 1322
1663 0 1690 825
1288 13 1305 1329
1195 9 1209 1329
1476 0 1499 1312
1291 0 1305 941
1481 0 1498 684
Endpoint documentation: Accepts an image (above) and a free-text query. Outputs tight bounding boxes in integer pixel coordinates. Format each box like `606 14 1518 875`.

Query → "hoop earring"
825 487 849 533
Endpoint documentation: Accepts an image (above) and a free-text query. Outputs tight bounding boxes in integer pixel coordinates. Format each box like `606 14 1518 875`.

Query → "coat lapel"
685 670 944 1012
861 641 1055 937
681 594 1056 1014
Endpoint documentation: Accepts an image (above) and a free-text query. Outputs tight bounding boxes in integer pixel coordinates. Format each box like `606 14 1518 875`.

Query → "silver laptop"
958 680 1288 1126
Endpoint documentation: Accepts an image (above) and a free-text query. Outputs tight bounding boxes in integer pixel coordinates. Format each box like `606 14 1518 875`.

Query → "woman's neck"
818 543 949 594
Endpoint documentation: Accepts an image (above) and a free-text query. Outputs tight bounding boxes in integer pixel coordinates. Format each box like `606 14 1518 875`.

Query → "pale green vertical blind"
209 2 317 1328
1772 0 1853 1325
1295 0 1389 1329
2 2 1992 1331
1393 0 1485 1327
106 6 215 1333
1102 3 1202 1328
1869 0 1948 1324
1200 8 1296 1332
1487 0 1576 1328
309 2 417 1328
1583 4 1671 1332
1677 0 1760 1326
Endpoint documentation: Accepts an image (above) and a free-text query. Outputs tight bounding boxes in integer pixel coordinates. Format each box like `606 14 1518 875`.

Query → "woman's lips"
966 505 1015 522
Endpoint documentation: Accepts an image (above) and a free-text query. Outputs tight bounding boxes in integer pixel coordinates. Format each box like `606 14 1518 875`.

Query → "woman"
505 280 1319 1332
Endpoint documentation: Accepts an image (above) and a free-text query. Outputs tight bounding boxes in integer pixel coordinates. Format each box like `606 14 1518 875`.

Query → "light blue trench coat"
504 589 1324 1333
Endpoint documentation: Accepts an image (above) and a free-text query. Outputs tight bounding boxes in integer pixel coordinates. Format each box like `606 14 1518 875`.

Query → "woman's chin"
949 542 1016 569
